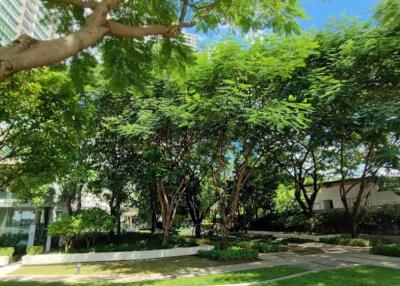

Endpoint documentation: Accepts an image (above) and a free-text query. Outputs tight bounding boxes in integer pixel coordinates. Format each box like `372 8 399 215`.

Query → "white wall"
21 245 214 265
313 181 400 211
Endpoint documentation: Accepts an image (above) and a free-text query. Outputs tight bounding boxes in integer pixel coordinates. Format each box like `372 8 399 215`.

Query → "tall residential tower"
0 0 55 46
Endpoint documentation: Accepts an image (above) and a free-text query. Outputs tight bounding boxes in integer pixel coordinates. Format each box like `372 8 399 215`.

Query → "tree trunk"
195 223 202 238
65 193 74 216
150 183 157 234
76 185 82 213
219 216 230 250
350 222 358 238
156 180 171 247
161 225 170 247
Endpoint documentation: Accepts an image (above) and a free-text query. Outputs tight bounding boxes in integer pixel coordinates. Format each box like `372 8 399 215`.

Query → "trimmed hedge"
371 244 400 257
26 245 44 255
250 205 400 235
198 247 258 262
319 237 371 247
234 242 286 253
0 247 14 260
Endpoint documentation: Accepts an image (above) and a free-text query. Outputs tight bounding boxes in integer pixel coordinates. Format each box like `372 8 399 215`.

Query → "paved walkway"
1 243 399 284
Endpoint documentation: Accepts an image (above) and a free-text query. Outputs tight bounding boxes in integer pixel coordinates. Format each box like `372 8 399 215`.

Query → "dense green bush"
198 247 258 261
48 215 80 251
48 208 116 251
371 244 400 257
251 205 400 235
319 237 371 247
0 247 14 260
26 246 44 255
234 242 286 253
77 208 115 248
0 233 26 255
58 232 197 253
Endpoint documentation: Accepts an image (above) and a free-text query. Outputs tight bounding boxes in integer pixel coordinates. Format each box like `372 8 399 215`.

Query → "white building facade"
0 0 56 45
312 179 400 211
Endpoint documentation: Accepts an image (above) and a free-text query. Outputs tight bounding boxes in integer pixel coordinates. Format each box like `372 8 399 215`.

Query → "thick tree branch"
108 20 197 38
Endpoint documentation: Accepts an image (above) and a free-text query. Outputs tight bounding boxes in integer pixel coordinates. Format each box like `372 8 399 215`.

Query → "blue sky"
194 0 379 49
299 0 378 29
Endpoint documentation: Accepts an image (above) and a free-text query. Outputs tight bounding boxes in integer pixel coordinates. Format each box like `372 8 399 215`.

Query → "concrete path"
1 243 399 284
0 262 21 276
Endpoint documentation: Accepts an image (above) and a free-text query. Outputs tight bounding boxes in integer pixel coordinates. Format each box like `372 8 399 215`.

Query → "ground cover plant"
51 232 197 254
198 247 259 262
233 241 286 253
371 244 400 257
319 237 371 247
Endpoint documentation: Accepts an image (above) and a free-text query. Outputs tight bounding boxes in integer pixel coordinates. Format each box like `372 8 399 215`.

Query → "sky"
194 0 379 49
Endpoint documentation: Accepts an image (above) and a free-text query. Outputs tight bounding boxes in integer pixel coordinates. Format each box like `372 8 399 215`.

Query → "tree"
77 208 115 248
308 7 400 237
185 173 218 237
238 162 282 230
0 0 305 81
184 36 316 248
90 128 141 237
48 215 80 252
116 78 200 246
0 69 93 197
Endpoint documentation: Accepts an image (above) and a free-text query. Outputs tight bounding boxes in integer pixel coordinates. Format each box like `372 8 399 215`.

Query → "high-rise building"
182 32 197 50
0 0 56 46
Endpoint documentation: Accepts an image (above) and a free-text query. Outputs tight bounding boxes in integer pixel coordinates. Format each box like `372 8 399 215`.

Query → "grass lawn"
2 265 305 285
8 256 242 276
266 266 400 286
2 265 399 286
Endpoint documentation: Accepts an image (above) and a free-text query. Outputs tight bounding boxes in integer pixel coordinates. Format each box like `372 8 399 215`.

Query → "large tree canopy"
0 0 305 81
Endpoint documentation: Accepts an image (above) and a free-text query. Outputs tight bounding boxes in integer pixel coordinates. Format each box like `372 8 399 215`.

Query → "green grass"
2 266 399 286
8 256 238 276
265 266 400 286
2 266 305 286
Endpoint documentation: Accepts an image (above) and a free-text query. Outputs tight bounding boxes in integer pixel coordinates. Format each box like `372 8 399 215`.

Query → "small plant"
0 247 14 261
26 245 44 255
371 244 400 257
233 241 286 253
198 247 258 261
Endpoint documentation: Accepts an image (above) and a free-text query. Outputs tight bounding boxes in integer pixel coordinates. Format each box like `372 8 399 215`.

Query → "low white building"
312 178 400 211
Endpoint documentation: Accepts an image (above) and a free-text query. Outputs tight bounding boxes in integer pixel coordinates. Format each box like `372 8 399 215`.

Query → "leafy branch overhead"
0 0 305 81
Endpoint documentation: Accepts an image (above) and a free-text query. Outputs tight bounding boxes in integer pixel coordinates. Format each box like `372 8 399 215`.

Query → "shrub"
251 205 400 236
76 208 115 248
319 237 371 247
280 237 314 244
371 244 400 257
0 247 14 260
48 208 116 251
198 247 258 262
48 215 80 252
26 246 44 255
234 242 286 253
